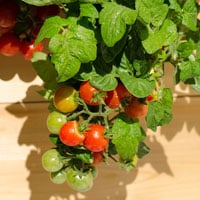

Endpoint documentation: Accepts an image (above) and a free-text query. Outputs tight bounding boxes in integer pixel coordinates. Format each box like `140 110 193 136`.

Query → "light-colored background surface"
0 54 200 200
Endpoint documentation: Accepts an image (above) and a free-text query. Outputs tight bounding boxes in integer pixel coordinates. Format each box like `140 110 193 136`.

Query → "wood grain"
1 97 200 200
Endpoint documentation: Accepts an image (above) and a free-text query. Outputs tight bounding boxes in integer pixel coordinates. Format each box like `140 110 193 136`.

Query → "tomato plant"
66 167 94 192
79 81 106 106
0 32 21 56
13 0 200 192
53 85 78 113
83 124 109 152
124 97 148 119
59 121 85 146
20 40 43 60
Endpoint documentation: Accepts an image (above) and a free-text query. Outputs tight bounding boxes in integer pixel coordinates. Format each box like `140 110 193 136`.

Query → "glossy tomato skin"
53 85 78 113
83 124 109 152
66 167 93 192
0 33 21 56
105 83 131 108
79 81 105 106
124 97 148 118
20 40 43 60
92 152 103 165
59 121 85 146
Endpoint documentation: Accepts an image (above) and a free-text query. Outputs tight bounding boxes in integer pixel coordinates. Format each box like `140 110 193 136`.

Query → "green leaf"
179 61 200 82
118 70 155 98
90 73 118 91
137 142 150 159
135 0 168 27
21 0 66 6
48 18 97 82
146 101 164 131
190 76 200 92
35 16 69 44
142 19 178 54
182 0 197 31
75 152 93 163
49 34 81 82
99 2 137 47
177 39 195 58
49 134 59 145
31 52 58 89
80 3 99 19
112 114 145 160
146 88 173 131
169 0 181 11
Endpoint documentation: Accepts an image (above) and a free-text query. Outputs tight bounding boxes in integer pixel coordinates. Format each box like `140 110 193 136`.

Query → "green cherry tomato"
53 85 78 113
66 167 94 192
50 169 67 184
47 111 67 134
42 149 64 172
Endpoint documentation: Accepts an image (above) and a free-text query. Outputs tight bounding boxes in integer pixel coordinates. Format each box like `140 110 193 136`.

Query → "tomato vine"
1 0 200 193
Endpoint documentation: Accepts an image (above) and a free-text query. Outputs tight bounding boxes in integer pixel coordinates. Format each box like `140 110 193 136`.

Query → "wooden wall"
1 54 200 200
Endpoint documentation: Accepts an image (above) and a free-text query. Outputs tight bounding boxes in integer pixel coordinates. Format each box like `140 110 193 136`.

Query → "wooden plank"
1 97 200 200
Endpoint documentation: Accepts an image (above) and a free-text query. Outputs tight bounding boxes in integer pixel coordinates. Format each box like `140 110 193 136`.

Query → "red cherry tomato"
124 96 148 118
20 40 43 60
0 33 21 56
0 1 19 29
59 121 85 146
105 83 131 108
83 124 109 152
79 81 106 106
92 152 103 165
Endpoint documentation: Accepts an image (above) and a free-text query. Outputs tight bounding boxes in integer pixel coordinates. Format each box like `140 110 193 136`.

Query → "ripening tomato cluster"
0 0 60 60
43 80 154 191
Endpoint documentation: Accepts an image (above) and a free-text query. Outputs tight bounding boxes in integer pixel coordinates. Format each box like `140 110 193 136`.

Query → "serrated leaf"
169 0 181 11
35 16 69 44
112 114 145 160
146 101 164 131
31 52 58 89
118 70 155 98
49 34 81 82
161 88 173 109
90 74 118 91
142 19 178 54
99 2 137 47
177 39 195 58
179 61 200 82
182 0 197 31
135 0 168 27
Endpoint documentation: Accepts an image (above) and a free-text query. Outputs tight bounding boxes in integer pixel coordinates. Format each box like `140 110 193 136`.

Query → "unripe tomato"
66 167 93 192
41 149 64 172
53 85 78 113
83 124 109 152
46 111 67 134
124 97 148 118
79 81 106 106
59 121 85 146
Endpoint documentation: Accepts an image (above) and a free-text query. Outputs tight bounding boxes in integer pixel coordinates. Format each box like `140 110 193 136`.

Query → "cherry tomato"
66 167 93 192
20 40 43 60
41 149 64 172
0 32 21 56
83 124 109 152
59 121 85 146
50 169 67 184
0 1 19 29
92 152 103 165
79 81 106 106
124 96 148 118
46 111 67 134
105 83 131 108
53 85 78 113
